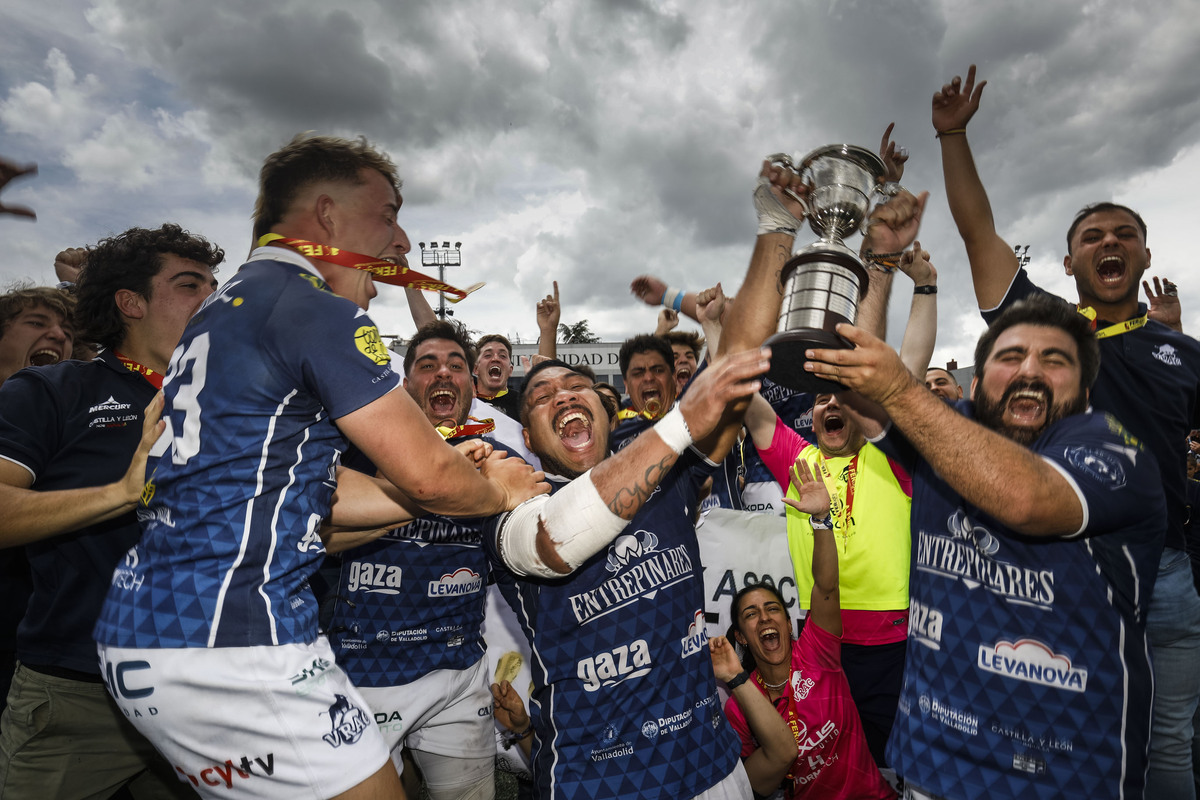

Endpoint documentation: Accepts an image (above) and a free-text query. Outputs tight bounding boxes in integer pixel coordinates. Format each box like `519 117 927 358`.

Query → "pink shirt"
724 622 897 800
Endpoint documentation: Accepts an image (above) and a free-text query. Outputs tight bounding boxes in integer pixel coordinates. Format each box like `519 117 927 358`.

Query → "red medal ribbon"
755 671 802 789
477 388 509 402
257 234 484 303
816 452 858 552
436 417 496 440
115 351 163 390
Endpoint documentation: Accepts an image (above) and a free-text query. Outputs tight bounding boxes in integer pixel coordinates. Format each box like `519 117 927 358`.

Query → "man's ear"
522 426 531 450
316 194 337 237
1063 254 1073 277
114 288 146 321
969 375 978 402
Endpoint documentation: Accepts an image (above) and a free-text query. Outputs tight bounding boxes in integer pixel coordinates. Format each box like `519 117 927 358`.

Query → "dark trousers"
841 639 907 768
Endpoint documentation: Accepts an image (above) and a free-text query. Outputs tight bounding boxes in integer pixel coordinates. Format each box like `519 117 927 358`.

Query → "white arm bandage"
754 175 803 237
497 468 628 579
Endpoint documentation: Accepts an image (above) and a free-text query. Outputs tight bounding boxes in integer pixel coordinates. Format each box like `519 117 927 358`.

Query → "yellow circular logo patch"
354 326 390 365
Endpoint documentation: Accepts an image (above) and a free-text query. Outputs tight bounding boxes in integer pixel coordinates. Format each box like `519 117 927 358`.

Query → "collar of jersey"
246 245 325 280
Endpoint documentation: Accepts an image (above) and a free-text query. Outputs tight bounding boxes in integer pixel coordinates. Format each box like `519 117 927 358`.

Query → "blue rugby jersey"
484 452 740 800
328 435 520 686
95 248 400 649
984 268 1200 552
884 406 1164 799
0 352 156 673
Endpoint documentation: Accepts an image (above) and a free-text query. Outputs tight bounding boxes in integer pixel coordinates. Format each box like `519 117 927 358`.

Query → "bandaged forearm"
498 469 627 579
754 175 802 236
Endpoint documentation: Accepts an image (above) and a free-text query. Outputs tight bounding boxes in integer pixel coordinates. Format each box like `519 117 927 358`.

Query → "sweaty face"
671 344 699 393
523 367 609 478
404 338 475 428
925 369 962 402
624 350 675 419
0 305 74 378
812 393 864 457
1065 209 1149 311
325 169 411 310
973 324 1087 446
475 342 513 394
734 588 791 670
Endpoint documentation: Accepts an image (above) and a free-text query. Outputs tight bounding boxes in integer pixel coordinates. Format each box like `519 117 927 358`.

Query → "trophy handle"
858 182 903 235
763 153 810 218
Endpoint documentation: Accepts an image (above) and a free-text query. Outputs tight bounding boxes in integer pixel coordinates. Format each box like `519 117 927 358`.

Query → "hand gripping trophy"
763 145 888 392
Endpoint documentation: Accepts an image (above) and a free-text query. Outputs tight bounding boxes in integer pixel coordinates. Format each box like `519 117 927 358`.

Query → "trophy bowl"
764 144 886 393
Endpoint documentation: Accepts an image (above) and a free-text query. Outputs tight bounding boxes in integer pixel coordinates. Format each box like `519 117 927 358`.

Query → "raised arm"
498 348 770 578
934 65 1020 309
805 325 1083 536
781 458 841 636
897 241 938 376
404 286 438 329
710 634 797 794
536 281 561 358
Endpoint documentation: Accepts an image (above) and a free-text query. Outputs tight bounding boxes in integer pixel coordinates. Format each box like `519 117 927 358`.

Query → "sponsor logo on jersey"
428 567 483 597
570 532 694 625
977 639 1088 692
680 610 709 658
791 671 816 702
174 754 275 789
577 639 653 692
1152 343 1182 366
909 599 943 650
990 722 1074 753
642 708 694 740
346 561 402 594
322 695 370 747
917 693 978 736
795 719 837 758
90 396 133 414
914 509 1054 610
88 394 138 429
354 325 391 365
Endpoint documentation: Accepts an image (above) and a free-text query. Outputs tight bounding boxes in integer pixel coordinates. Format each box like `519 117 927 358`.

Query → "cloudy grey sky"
3 0 1199 367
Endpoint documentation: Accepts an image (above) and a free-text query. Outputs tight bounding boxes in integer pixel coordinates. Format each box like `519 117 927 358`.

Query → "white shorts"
358 655 495 770
97 639 390 800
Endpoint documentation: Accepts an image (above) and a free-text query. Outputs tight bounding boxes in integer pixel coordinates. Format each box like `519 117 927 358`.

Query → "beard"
974 379 1087 446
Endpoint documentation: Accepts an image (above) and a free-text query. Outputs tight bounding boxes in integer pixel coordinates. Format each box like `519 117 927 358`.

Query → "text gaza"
578 639 653 692
347 562 401 594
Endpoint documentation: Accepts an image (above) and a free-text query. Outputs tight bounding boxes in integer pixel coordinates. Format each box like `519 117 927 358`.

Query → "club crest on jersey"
1064 445 1128 488
977 639 1088 692
680 610 709 658
606 530 658 573
322 694 370 747
354 325 390 365
1152 343 1182 366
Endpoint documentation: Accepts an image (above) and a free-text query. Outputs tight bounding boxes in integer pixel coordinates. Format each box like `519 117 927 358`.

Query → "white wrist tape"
498 469 627 578
652 405 693 454
754 175 802 237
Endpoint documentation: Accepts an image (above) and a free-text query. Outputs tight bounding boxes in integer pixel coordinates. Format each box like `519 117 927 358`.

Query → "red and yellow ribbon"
257 234 484 303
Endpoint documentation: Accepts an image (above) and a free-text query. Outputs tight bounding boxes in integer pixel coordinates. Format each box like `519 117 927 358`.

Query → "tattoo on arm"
607 454 675 517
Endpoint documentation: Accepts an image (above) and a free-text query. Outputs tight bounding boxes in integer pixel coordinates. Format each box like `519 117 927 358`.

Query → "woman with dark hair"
723 455 897 799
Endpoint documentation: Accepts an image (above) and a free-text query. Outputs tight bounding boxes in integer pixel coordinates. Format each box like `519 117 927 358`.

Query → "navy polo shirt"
984 268 1200 551
0 350 157 674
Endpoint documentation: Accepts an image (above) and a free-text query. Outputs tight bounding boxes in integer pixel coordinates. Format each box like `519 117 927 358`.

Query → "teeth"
1012 390 1044 401
432 389 454 399
557 410 589 433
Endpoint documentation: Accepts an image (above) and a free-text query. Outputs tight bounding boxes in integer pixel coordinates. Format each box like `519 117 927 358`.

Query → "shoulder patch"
354 326 390 365
1064 445 1127 488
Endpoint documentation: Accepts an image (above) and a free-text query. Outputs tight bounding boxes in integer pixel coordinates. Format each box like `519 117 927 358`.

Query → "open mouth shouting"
28 347 64 367
555 406 595 453
674 367 693 389
755 623 785 656
1095 254 1126 288
1002 382 1050 427
427 385 461 419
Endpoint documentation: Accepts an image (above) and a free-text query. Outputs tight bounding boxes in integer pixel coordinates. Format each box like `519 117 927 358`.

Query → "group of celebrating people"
0 63 1196 800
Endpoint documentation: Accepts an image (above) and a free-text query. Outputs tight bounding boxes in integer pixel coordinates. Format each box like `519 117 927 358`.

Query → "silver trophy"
764 144 887 393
